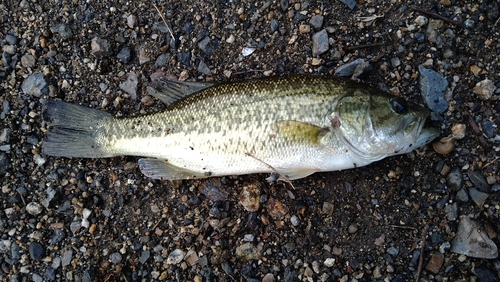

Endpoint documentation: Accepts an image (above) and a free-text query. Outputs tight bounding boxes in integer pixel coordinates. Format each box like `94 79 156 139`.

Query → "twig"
153 3 175 40
415 225 428 282
388 225 418 230
346 43 385 50
244 152 296 189
484 156 500 168
411 7 463 27
465 114 489 149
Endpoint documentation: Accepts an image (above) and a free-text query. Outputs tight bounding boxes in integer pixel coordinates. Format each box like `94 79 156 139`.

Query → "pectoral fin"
147 74 215 106
138 158 209 180
275 120 329 144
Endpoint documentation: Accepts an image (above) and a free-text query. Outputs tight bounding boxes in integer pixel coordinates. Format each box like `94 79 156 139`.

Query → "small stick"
388 225 418 230
484 156 500 168
245 152 296 189
153 4 175 41
466 114 489 149
346 43 385 50
411 7 463 27
415 225 428 282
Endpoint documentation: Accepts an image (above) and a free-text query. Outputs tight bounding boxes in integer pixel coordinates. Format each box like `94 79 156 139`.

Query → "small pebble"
62 249 73 266
309 15 324 30
236 243 261 261
322 202 334 216
324 258 335 267
50 24 73 39
299 24 310 34
473 79 496 100
425 251 444 274
5 34 18 45
91 37 111 59
167 249 185 264
139 250 150 264
387 246 399 256
26 202 43 215
225 34 235 44
119 71 138 100
21 54 36 68
290 215 300 226
116 47 131 63
312 29 329 57
468 188 488 207
29 242 45 261
348 224 358 234
447 167 463 191
22 72 48 97
127 14 137 28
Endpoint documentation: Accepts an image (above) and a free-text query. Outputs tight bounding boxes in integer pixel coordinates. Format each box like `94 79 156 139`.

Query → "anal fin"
138 158 209 180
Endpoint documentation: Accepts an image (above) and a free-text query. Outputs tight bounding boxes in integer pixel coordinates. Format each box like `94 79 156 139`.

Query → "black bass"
42 75 439 180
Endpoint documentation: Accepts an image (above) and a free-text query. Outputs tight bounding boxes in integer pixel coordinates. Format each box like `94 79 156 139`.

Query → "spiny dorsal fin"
147 74 215 106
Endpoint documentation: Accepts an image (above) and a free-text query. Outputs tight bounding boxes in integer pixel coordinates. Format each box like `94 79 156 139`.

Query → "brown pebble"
425 251 444 274
266 198 288 220
451 124 466 139
299 24 311 34
141 95 155 106
40 37 47 48
89 223 97 234
238 183 261 212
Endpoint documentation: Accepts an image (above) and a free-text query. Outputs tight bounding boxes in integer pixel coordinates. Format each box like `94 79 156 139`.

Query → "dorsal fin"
147 74 215 106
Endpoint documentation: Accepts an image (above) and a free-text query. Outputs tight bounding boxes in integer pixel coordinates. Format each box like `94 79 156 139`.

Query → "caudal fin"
42 99 115 158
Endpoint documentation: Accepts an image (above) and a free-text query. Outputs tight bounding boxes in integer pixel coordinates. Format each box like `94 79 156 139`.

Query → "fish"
41 75 439 181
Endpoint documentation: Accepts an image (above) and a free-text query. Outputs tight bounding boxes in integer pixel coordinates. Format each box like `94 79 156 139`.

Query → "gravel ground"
1 0 500 281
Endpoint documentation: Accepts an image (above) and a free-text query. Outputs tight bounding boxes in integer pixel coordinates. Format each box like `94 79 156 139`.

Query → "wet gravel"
1 0 500 281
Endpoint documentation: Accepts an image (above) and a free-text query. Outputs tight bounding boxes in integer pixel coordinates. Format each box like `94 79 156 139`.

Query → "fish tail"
42 99 115 158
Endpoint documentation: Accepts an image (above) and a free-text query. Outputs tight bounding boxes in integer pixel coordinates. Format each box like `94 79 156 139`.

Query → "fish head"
331 90 439 160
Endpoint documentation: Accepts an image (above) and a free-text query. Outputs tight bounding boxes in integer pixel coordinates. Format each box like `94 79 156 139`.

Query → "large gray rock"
418 66 449 114
312 29 329 57
451 216 498 259
22 72 48 97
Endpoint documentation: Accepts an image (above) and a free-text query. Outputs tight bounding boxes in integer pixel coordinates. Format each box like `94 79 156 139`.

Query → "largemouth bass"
42 75 439 180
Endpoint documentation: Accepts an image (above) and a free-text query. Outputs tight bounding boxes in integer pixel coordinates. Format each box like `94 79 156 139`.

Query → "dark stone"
446 167 463 191
467 170 490 193
29 242 45 261
5 34 18 45
116 47 131 64
473 266 499 282
340 0 357 9
0 152 11 176
270 19 279 33
187 196 201 206
414 32 425 43
21 72 48 97
480 120 495 138
44 268 56 281
50 24 73 39
177 52 191 66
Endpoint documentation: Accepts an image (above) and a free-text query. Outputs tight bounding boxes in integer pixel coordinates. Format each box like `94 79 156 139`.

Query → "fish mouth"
415 126 440 148
413 108 440 148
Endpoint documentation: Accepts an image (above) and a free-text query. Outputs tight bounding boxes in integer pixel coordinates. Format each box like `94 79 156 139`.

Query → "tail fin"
42 100 115 158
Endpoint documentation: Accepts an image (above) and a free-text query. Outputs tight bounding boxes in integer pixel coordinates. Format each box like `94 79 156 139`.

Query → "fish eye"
390 97 409 114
